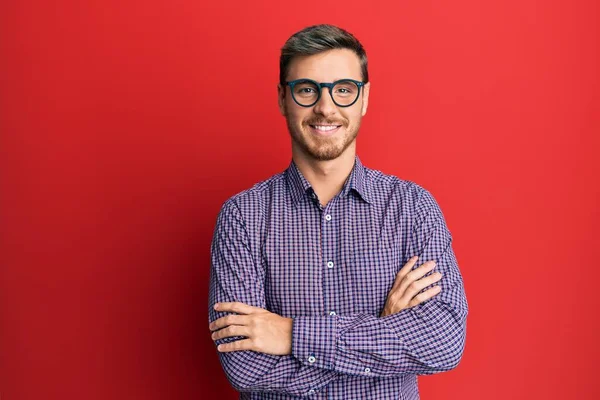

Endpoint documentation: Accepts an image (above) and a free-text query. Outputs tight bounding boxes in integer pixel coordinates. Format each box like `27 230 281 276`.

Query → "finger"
401 272 443 302
217 339 254 353
403 272 442 302
398 261 436 293
214 302 265 315
211 325 251 341
209 314 249 331
392 256 419 290
407 285 442 308
387 262 437 305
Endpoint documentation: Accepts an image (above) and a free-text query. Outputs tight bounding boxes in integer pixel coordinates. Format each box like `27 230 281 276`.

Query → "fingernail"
214 304 219 310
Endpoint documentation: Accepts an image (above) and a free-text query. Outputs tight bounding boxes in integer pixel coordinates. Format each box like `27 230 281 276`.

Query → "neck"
292 144 356 207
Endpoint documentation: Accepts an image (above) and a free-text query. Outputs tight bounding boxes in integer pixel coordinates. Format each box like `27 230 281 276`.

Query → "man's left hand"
209 302 293 355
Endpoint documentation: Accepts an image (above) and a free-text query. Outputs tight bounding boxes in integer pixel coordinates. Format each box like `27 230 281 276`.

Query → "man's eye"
298 88 316 93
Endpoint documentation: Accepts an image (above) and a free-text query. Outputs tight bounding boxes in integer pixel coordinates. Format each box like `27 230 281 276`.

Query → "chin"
289 125 357 161
309 151 343 161
305 140 352 161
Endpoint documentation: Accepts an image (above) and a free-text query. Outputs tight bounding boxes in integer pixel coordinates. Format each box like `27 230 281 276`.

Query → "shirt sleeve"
291 186 469 377
208 199 339 396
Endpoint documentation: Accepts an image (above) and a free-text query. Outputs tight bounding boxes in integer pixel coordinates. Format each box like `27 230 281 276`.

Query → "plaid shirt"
208 156 468 399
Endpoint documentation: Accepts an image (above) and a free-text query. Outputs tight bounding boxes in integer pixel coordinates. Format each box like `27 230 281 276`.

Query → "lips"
310 124 342 132
308 124 342 136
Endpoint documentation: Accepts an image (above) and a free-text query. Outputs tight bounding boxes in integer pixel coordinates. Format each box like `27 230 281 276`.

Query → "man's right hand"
380 256 442 317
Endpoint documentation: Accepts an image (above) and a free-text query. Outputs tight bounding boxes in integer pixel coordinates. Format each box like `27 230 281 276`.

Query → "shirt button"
329 311 336 316
308 389 315 395
364 367 371 373
308 355 316 363
327 261 334 268
325 214 332 221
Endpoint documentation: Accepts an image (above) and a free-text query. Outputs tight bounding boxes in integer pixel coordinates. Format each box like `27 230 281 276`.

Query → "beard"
286 116 361 161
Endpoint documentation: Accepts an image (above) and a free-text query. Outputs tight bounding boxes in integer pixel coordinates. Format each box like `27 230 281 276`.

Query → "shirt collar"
285 155 372 206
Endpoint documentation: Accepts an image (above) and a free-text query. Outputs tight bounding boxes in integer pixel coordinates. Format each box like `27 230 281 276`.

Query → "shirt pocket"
350 243 400 314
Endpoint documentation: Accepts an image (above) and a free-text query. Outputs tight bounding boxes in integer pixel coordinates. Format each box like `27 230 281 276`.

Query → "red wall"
1 1 599 399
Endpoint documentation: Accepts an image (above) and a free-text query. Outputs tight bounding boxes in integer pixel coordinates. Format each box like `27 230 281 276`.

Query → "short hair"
279 24 369 85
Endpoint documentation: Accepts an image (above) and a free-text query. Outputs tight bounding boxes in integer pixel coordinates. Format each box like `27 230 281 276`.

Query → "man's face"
278 49 370 162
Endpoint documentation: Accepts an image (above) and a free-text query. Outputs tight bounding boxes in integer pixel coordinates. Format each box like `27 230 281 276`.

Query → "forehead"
286 48 362 82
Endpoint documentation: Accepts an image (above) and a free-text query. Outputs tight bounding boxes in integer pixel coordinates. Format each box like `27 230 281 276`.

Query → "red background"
1 0 599 399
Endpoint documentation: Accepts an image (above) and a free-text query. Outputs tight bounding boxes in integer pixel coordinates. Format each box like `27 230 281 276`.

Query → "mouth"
308 124 343 136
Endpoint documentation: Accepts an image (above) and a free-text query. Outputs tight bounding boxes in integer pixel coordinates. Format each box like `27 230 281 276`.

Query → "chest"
261 197 406 317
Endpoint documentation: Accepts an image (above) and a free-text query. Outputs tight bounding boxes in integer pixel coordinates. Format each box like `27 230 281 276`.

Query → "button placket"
322 203 338 361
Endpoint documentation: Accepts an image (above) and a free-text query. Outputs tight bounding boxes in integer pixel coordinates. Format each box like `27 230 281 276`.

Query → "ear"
361 82 370 117
277 83 286 116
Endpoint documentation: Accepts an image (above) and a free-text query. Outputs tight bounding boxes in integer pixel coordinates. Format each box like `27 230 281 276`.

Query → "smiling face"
278 49 370 162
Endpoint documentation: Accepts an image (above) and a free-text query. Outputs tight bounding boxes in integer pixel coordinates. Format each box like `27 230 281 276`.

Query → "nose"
312 87 337 118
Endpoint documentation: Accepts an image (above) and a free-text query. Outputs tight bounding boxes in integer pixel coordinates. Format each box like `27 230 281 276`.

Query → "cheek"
341 109 361 125
285 107 310 126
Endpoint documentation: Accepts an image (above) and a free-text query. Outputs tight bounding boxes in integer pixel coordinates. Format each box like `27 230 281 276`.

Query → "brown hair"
279 24 368 85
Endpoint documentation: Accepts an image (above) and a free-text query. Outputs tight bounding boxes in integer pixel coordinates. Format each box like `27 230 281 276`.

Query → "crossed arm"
207 189 468 396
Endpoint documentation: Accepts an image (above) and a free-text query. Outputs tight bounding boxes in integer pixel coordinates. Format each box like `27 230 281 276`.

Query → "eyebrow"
289 77 362 82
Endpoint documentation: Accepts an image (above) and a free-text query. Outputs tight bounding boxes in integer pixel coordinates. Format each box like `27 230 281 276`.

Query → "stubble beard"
286 117 361 161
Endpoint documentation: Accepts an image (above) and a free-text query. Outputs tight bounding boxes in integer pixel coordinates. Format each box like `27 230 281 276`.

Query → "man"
208 24 468 399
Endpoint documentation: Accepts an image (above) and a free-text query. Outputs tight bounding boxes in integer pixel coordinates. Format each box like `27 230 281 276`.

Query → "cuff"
292 315 337 370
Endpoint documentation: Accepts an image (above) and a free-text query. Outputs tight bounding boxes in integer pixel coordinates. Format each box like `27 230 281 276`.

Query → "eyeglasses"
285 78 365 108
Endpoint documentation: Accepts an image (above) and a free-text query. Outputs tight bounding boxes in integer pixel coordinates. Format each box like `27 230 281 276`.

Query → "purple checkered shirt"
208 156 468 399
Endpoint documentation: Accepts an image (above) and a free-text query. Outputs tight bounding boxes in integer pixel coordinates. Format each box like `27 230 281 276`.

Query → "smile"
310 125 342 133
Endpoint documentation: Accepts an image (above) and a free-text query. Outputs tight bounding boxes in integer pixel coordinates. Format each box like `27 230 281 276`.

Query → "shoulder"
218 171 286 219
364 165 443 216
363 165 427 201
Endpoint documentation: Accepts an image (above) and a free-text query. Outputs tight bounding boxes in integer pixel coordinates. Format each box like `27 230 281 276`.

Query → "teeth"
313 125 339 131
